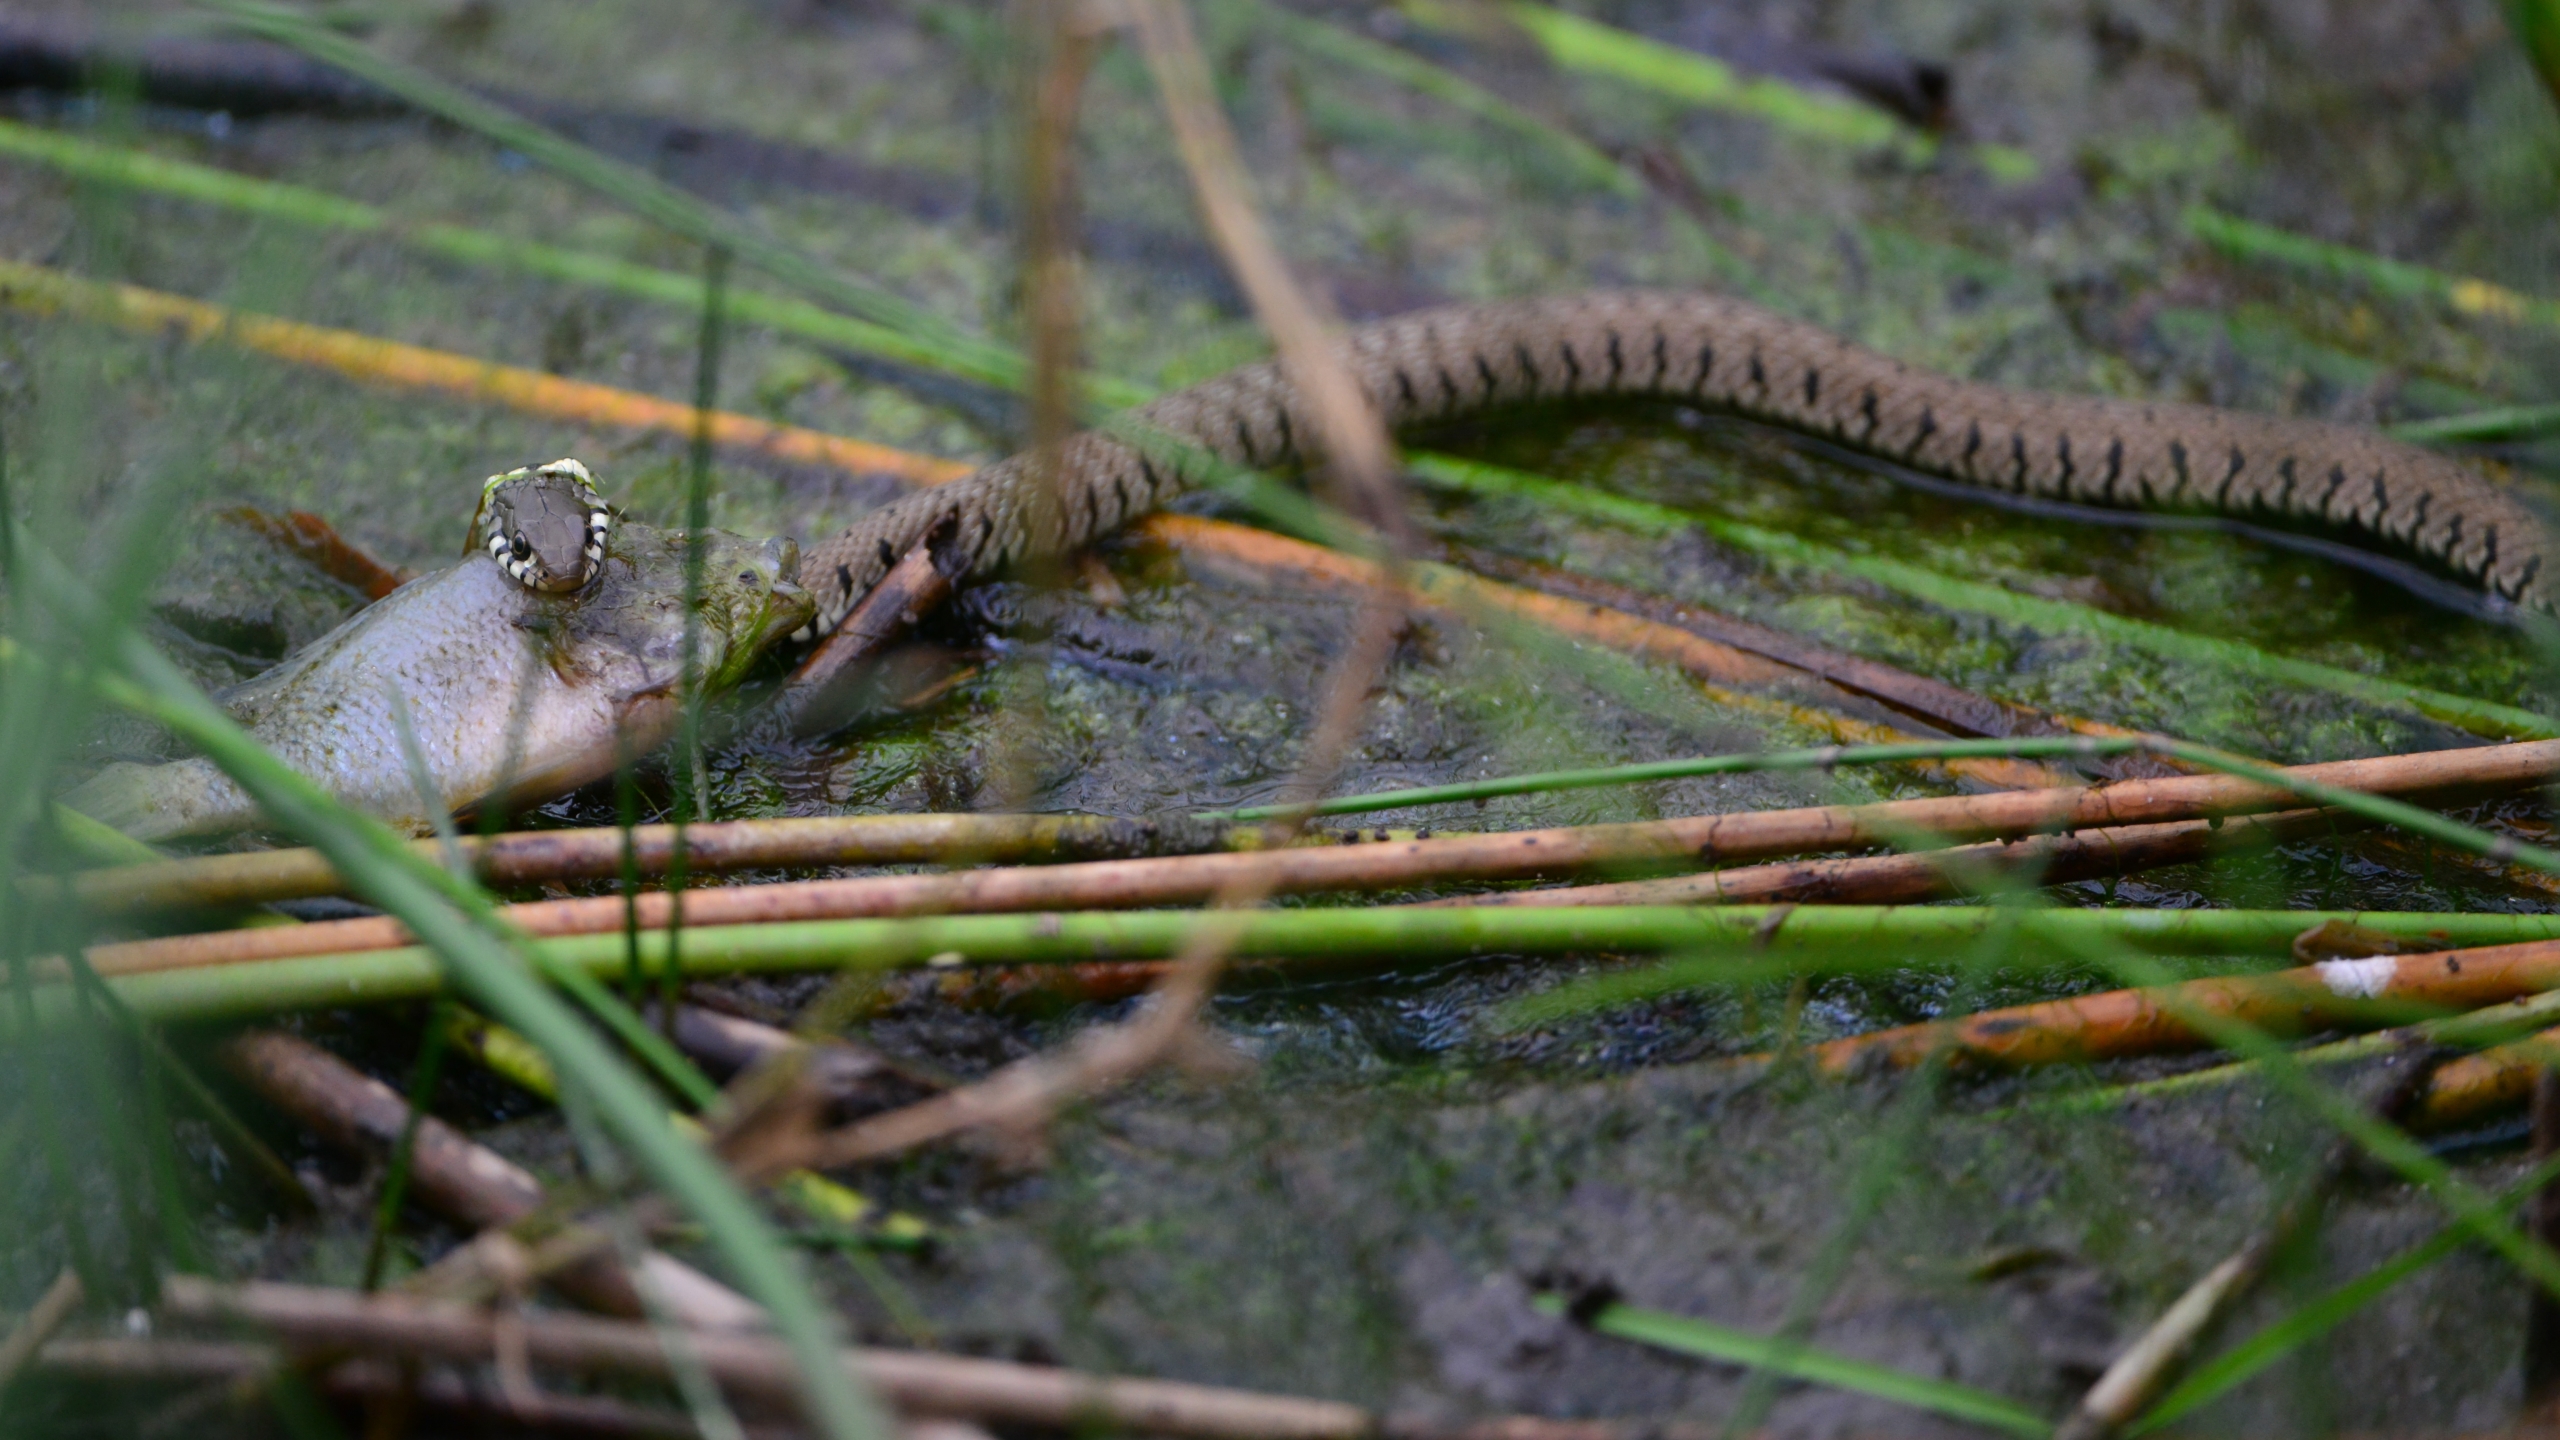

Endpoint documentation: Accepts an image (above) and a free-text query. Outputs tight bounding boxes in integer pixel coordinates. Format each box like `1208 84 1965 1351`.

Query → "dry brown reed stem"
84 740 2560 981
63 811 1256 913
0 258 971 486
1430 807 2343 908
163 1276 1372 1440
1805 935 2560 1075
36 1338 753 1439
1148 514 2072 791
214 1031 760 1331
2051 1048 2443 1440
0 1268 84 1394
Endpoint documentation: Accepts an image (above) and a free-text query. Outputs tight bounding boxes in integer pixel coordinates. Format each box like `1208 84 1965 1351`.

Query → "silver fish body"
68 524 811 841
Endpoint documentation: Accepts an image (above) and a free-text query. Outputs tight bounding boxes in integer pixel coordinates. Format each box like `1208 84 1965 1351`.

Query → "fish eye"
510 533 532 561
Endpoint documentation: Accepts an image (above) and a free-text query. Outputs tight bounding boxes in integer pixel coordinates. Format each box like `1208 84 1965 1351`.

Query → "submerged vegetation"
9 0 2560 1436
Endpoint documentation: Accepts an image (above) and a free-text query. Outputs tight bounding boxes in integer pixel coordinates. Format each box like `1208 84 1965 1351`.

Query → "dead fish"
66 523 812 841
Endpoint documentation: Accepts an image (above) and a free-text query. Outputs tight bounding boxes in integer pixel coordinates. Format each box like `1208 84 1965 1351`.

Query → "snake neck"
797 289 2555 633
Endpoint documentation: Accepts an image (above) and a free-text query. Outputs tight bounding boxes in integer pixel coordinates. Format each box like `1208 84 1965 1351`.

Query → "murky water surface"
9 0 2560 1432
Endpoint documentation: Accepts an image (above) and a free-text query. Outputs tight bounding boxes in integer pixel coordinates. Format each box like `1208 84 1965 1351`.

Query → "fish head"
543 522 812 700
695 533 815 691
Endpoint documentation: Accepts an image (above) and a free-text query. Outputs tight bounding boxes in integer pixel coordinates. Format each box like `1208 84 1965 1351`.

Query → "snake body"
799 290 2558 629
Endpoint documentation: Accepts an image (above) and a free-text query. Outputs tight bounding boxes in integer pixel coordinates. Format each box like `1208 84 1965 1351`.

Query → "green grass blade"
2186 204 2560 333
1535 1293 2049 1436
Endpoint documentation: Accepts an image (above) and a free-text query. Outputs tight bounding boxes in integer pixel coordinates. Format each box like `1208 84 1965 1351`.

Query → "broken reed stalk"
81 739 2560 980
216 1030 762 1331
1798 936 2560 1076
441 1004 939 1248
0 1268 84 1394
59 811 1268 912
2061 981 2560 1129
71 907 2560 1026
2528 1068 2560 1413
2052 1047 2447 1440
783 527 960 737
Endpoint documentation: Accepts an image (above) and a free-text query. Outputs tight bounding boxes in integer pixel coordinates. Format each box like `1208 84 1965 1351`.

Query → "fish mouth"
758 579 816 651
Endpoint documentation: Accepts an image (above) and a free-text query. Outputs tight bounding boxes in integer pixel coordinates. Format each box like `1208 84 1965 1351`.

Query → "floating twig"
1406 454 2558 740
1153 515 2075 790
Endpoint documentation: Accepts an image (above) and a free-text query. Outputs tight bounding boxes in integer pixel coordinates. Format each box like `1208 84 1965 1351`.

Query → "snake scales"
799 289 2558 629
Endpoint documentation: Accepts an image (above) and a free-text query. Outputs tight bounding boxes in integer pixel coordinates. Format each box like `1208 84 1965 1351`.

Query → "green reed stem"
77 906 2560 1027
1540 1291 2047 1436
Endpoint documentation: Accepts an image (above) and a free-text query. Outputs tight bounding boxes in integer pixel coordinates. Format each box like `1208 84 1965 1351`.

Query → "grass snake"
795 289 2558 628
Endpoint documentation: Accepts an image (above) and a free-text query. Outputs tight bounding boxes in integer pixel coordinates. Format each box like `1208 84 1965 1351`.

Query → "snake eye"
510 533 532 561
737 570 759 586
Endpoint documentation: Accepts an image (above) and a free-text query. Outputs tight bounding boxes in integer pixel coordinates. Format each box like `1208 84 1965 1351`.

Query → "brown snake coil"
800 289 2557 629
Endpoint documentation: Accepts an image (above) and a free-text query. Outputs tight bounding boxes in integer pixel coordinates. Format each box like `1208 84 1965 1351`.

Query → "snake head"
477 458 611 594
